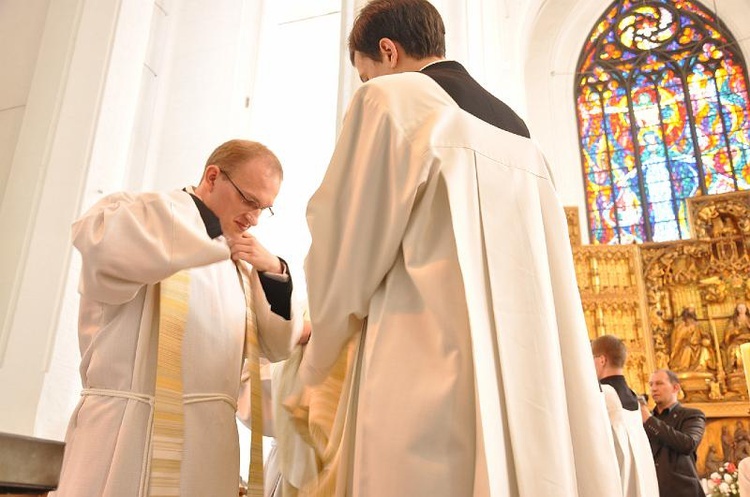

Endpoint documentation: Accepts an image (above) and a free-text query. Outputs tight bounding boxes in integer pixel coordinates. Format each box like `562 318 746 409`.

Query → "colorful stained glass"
576 0 750 243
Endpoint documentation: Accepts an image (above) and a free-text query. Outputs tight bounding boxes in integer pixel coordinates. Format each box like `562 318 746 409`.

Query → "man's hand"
640 401 652 423
227 233 283 273
298 318 312 345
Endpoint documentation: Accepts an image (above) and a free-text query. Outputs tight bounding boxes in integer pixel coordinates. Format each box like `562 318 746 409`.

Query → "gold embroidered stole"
147 270 190 497
277 322 366 497
235 261 265 497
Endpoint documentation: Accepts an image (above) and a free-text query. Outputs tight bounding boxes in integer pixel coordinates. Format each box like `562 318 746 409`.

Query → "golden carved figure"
722 425 734 462
723 303 750 374
703 444 723 477
700 276 728 303
707 379 723 400
735 421 750 461
670 306 716 372
653 333 670 370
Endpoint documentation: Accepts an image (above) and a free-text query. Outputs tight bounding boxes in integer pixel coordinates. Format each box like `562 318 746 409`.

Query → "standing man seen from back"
592 335 659 496
292 1 622 495
53 139 300 497
643 369 706 497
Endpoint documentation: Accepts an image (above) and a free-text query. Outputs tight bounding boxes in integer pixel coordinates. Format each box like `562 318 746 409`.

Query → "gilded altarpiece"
572 242 653 395
569 191 750 474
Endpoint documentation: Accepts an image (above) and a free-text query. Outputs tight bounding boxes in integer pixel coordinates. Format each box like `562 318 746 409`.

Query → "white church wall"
0 0 50 202
714 1 750 67
124 1 175 191
34 0 158 440
523 0 607 245
141 0 262 192
430 0 529 123
0 0 132 436
246 2 343 295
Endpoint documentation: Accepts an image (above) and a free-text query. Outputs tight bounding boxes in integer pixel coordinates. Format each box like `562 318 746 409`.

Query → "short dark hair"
659 369 681 386
204 139 282 179
591 335 627 368
348 0 446 65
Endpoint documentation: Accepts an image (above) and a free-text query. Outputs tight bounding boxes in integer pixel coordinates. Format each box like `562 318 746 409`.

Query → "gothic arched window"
575 0 750 244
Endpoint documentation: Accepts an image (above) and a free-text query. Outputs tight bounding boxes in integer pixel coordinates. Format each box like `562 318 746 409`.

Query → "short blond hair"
204 139 283 179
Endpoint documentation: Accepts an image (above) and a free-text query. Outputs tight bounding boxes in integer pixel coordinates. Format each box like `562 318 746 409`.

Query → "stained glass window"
575 0 750 244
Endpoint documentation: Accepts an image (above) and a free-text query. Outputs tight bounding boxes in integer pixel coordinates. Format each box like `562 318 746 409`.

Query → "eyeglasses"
220 169 274 218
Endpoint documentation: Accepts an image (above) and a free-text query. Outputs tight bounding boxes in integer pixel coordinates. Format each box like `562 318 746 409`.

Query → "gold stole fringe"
278 326 365 497
235 262 265 497
147 270 190 497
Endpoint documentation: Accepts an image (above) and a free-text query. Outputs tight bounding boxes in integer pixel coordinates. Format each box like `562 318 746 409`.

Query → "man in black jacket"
642 369 706 497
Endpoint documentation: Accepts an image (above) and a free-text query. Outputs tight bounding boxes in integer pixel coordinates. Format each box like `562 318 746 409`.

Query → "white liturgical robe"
739 457 750 497
602 385 660 497
52 189 297 497
300 72 622 496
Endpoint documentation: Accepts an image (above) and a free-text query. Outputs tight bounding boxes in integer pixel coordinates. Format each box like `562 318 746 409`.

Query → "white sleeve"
250 266 301 362
301 83 429 385
72 190 229 304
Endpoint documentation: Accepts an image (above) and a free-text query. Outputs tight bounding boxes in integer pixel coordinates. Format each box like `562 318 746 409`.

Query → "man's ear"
203 164 220 190
378 37 399 68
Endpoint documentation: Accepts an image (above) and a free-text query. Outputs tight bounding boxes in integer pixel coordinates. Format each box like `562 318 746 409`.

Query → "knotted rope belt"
81 265 263 496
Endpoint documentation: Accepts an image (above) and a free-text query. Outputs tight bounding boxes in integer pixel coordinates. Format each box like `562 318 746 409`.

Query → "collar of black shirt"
185 190 222 239
653 402 680 417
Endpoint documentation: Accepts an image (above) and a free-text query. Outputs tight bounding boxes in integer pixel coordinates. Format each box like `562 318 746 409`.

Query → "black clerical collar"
419 59 465 73
599 375 639 411
600 374 627 384
185 190 222 239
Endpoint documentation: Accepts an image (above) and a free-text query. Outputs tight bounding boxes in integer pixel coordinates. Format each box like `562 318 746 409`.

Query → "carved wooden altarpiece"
569 190 750 472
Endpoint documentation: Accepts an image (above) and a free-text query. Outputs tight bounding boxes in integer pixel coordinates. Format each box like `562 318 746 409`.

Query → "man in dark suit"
642 369 706 497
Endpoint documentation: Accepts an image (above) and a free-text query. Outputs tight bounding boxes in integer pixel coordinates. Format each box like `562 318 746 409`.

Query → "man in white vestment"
290 1 622 495
592 335 659 496
52 140 300 497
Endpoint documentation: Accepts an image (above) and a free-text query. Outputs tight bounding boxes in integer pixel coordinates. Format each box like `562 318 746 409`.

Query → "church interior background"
1 0 749 482
568 0 750 476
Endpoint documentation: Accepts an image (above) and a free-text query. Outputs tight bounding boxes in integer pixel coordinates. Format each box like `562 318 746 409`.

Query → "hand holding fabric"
228 233 283 273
